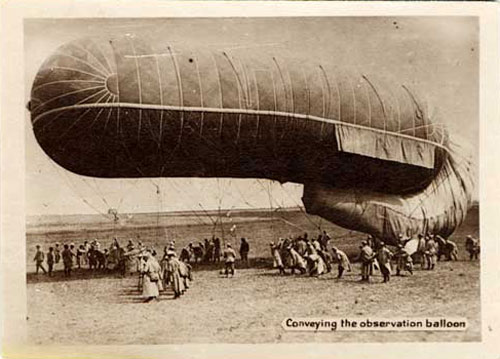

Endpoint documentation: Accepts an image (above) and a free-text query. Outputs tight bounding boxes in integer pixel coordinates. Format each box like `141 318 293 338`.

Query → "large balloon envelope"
29 35 475 244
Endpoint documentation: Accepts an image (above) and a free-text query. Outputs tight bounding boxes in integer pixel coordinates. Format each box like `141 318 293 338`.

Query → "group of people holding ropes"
32 230 479 301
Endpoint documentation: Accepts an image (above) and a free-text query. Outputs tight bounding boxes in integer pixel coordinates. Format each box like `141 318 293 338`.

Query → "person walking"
164 250 185 298
34 245 47 274
287 245 307 275
140 252 161 302
331 246 351 279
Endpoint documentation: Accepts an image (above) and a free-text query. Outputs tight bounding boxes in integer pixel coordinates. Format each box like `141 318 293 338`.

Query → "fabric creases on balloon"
29 35 476 244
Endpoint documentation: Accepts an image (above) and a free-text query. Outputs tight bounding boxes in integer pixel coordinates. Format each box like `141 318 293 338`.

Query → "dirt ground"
26 206 480 344
27 260 480 344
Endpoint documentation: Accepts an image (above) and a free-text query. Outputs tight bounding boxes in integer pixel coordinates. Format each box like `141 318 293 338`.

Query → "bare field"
26 206 480 343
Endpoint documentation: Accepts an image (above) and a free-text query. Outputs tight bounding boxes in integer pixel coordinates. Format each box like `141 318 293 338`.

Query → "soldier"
165 250 184 299
61 244 74 277
82 241 90 266
239 237 250 266
446 239 459 261
395 244 413 276
270 241 285 275
141 252 162 302
54 243 61 266
223 244 237 277
76 244 86 269
376 242 393 283
33 245 47 274
425 236 439 270
316 246 332 273
213 237 222 263
358 241 375 282
465 235 479 260
331 246 351 279
319 230 331 250
204 238 213 263
47 247 55 276
287 244 307 275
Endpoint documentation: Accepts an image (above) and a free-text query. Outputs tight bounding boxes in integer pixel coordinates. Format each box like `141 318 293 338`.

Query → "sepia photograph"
23 16 482 345
19 13 488 348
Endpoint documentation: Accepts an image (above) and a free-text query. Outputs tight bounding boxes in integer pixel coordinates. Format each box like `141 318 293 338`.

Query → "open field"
26 205 480 343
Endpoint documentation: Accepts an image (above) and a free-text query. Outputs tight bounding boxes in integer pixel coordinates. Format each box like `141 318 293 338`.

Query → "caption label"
282 317 468 332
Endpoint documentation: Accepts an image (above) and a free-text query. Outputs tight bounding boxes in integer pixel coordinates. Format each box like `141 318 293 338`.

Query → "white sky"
25 17 479 216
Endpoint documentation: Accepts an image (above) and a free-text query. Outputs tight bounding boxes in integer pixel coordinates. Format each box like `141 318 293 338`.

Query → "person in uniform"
223 244 237 277
395 244 413 276
294 236 308 257
270 241 285 275
319 230 331 251
47 247 55 276
305 242 326 277
61 244 74 277
54 243 61 266
287 244 307 275
76 245 86 269
445 239 459 261
239 238 250 267
213 237 222 263
376 242 393 283
140 252 161 302
465 235 480 260
82 241 90 267
34 245 47 274
178 260 192 292
425 236 438 270
331 246 351 279
358 241 375 282
165 250 185 299
204 238 213 263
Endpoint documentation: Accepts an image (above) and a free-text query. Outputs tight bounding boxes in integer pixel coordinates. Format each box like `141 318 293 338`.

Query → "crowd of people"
137 244 193 302
32 230 480 295
33 239 130 277
267 231 480 283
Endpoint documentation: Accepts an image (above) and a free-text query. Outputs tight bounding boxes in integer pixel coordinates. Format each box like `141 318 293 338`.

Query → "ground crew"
331 246 351 279
34 245 47 274
376 242 393 283
223 244 237 277
358 241 375 282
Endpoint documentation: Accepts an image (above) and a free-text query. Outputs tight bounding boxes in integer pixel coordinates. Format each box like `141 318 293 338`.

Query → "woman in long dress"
140 253 161 302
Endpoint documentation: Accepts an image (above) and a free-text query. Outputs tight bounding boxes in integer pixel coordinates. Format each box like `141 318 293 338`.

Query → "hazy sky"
25 17 479 216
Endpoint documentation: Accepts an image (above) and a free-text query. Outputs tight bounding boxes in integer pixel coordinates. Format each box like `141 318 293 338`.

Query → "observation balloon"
29 35 475 244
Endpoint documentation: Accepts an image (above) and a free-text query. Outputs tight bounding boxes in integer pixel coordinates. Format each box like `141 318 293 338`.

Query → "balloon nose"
105 73 119 96
30 37 116 121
